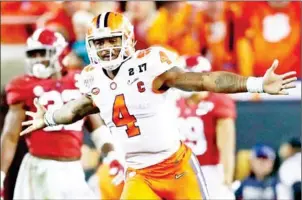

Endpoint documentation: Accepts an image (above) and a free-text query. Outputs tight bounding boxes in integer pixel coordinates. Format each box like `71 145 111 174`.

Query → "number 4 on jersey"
159 51 172 65
112 94 141 137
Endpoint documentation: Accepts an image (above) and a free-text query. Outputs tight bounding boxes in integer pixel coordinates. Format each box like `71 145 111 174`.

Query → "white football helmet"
25 28 67 79
86 12 135 71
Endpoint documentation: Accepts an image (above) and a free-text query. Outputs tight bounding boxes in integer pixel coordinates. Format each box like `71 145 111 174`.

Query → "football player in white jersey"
21 12 297 199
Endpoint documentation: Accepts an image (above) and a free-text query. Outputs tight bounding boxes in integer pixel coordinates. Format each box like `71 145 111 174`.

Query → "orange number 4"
112 94 141 137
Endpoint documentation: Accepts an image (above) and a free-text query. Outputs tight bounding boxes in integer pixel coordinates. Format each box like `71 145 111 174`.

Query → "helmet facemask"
25 47 59 79
87 31 134 71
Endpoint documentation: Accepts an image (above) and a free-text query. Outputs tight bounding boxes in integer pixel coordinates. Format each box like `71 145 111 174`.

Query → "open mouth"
102 55 111 60
100 51 112 60
102 53 119 61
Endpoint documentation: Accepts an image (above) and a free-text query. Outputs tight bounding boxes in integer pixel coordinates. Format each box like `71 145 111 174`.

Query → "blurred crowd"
1 1 301 77
1 1 301 200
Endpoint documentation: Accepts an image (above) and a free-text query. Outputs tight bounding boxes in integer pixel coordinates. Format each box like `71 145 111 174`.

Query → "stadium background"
0 1 301 198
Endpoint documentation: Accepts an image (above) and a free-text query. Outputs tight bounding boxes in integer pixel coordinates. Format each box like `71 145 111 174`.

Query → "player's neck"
107 70 116 79
103 67 121 80
51 72 62 80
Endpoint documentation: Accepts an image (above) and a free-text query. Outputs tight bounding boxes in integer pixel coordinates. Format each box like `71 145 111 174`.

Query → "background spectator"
235 1 301 77
235 144 279 200
278 137 301 200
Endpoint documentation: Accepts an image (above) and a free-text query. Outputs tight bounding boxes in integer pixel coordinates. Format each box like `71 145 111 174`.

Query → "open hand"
263 59 297 95
20 98 47 136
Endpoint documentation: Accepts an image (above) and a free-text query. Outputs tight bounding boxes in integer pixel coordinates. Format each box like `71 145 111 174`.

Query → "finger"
20 126 35 136
22 120 33 126
282 83 296 90
281 71 297 79
33 98 40 110
268 59 279 72
282 77 297 85
278 90 289 95
33 98 45 111
25 111 35 118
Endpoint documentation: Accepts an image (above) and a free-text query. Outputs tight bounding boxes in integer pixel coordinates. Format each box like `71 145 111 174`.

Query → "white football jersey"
79 47 181 169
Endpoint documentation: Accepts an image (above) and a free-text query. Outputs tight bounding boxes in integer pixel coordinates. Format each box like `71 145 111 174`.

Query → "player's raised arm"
156 59 297 95
20 95 99 136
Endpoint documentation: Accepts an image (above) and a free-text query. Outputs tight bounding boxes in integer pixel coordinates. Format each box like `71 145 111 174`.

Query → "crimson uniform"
5 70 95 199
6 70 83 158
176 92 236 199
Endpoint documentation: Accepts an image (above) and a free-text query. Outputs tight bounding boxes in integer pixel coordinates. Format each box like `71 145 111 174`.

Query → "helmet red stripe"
37 29 57 45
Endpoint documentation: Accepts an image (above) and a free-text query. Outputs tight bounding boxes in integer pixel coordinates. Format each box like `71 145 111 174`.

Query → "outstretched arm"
160 68 248 93
21 95 99 135
154 60 297 94
53 95 99 124
1 104 25 176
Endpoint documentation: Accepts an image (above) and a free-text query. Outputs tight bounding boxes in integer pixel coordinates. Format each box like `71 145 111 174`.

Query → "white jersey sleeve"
147 46 179 78
75 65 98 96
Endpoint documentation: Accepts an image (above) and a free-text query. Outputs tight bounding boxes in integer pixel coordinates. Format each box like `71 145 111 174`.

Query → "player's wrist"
91 125 113 150
44 109 57 126
246 77 264 93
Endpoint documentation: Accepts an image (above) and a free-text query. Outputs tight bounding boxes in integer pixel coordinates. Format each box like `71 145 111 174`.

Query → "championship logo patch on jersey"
75 73 95 94
110 82 117 90
83 75 94 88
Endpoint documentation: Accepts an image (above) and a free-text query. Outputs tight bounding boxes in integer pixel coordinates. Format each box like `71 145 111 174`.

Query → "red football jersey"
5 70 84 158
176 93 236 165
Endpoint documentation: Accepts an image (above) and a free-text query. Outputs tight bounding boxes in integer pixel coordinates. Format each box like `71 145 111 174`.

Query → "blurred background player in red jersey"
0 28 104 199
176 56 236 199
